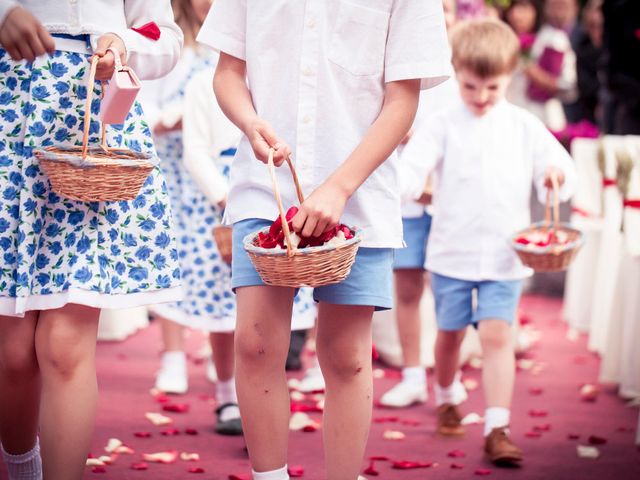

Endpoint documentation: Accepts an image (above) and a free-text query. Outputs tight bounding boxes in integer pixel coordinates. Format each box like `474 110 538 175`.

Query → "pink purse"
99 47 141 124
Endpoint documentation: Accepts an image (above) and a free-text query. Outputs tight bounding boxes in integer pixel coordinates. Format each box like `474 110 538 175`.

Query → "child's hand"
94 33 127 80
0 6 55 62
544 166 565 189
245 117 291 167
292 182 349 238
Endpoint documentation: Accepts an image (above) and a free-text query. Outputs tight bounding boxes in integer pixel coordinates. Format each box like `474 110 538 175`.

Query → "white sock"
161 350 187 369
252 465 289 480
1 438 43 480
216 378 238 405
401 366 427 386
484 407 510 437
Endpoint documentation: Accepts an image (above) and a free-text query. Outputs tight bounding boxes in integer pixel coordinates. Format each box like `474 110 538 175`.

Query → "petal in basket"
99 47 141 125
243 149 362 288
35 53 156 202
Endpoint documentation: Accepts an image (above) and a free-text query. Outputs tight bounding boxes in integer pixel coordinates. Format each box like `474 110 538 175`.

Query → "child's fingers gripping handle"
543 170 561 236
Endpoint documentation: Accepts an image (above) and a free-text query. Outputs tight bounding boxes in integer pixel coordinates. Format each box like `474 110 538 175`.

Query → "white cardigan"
0 0 183 80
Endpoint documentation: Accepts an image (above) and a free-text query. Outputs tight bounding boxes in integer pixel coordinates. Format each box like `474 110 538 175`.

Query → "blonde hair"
172 0 202 46
450 19 520 78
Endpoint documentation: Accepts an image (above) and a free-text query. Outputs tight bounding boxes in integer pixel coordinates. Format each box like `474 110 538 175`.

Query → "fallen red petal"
588 435 607 445
533 423 551 432
525 431 542 438
134 431 152 438
163 403 190 413
475 468 492 475
228 475 251 480
188 467 205 473
131 462 149 470
451 463 465 469
185 428 199 435
160 428 181 436
528 409 548 418
369 456 389 462
302 425 318 432
391 460 433 469
288 465 304 477
447 450 466 458
363 464 379 476
528 387 544 396
373 416 399 423
91 467 107 473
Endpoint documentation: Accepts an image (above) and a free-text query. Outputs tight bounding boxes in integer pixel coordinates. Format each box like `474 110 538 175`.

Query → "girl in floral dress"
0 1 182 479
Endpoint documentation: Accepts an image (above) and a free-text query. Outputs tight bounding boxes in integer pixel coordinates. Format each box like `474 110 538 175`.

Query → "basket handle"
543 170 561 233
266 148 305 257
81 54 109 160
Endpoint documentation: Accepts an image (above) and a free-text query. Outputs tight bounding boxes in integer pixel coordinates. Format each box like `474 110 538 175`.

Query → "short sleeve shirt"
198 0 451 247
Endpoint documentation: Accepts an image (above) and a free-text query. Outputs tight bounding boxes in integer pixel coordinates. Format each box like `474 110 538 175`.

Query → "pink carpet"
1 295 638 479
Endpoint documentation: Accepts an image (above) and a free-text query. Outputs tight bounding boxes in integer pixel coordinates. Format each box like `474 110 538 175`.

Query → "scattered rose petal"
134 431 152 438
228 474 251 480
533 424 551 432
143 450 178 464
392 460 432 469
400 419 421 426
447 450 466 458
373 416 399 423
451 463 465 469
580 384 599 402
180 452 200 461
290 402 322 413
163 403 190 413
131 462 149 471
525 431 542 438
114 445 134 454
188 467 205 473
588 435 607 445
302 424 318 433
150 390 171 404
461 412 484 425
288 465 304 477
369 456 389 462
145 412 173 426
475 468 492 475
528 387 544 396
383 430 406 440
577 445 600 459
290 391 305 402
91 466 107 474
86 458 105 467
462 378 479 391
104 438 123 453
160 428 181 436
528 409 548 418
185 428 199 435
568 434 580 440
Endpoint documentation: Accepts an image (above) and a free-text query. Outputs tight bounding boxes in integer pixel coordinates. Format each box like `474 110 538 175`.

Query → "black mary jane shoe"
215 403 244 436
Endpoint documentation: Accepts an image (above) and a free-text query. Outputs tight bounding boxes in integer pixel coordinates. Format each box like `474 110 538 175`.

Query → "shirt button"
302 115 312 124
302 66 314 76
306 18 316 28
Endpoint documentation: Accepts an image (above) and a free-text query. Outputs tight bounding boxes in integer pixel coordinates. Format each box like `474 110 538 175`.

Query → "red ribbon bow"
132 22 161 41
623 199 640 209
603 178 617 188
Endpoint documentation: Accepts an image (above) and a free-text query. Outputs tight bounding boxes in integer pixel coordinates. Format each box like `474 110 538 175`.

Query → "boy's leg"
316 302 374 480
210 332 243 436
35 303 101 480
235 286 294 473
477 319 514 411
0 312 42 480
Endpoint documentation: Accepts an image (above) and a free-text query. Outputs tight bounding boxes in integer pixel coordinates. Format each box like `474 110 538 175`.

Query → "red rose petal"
288 465 304 477
447 450 466 458
132 21 161 41
525 431 542 438
228 475 251 480
302 425 318 433
528 387 544 396
391 460 433 470
188 467 205 474
373 416 399 423
134 431 152 438
160 428 181 436
363 462 379 476
369 456 389 462
588 435 607 445
163 403 190 413
528 409 548 418
131 462 149 471
533 423 551 432
475 468 492 475
451 463 465 469
91 467 107 473
185 428 199 435
568 434 580 440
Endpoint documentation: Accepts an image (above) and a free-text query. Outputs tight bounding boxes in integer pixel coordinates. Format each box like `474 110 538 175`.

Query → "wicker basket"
244 149 362 287
512 175 584 272
35 54 155 202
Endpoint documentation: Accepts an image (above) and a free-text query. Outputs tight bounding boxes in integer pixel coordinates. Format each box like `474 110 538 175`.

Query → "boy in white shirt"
197 1 451 479
403 19 574 465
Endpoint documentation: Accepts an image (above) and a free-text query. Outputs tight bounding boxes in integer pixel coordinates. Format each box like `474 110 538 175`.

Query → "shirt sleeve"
385 0 452 90
108 0 183 80
530 115 575 204
182 71 231 206
398 113 445 202
0 1 18 26
196 0 246 60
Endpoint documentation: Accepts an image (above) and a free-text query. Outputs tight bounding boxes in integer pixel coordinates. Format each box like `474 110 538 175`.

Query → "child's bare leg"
35 304 100 480
316 303 374 480
235 286 294 472
394 270 424 367
478 319 514 409
0 312 41 453
160 316 185 352
434 329 465 388
210 332 235 381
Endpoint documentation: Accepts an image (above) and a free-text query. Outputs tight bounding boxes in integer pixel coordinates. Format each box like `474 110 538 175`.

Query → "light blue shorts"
394 213 432 270
431 273 523 331
231 218 394 310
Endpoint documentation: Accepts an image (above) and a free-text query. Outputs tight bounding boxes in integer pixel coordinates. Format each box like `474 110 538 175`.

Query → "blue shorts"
231 218 394 310
394 213 432 270
431 273 523 331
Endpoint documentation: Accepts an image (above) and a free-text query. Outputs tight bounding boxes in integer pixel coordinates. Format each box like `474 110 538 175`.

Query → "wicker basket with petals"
35 54 155 202
244 149 361 287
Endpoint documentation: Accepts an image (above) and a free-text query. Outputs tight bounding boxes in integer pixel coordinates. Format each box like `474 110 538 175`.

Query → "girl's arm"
292 79 421 238
213 52 290 166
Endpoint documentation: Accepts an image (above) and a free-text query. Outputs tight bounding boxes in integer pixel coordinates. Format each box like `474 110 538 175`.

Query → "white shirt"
402 99 575 281
0 0 183 80
182 66 242 206
197 0 451 247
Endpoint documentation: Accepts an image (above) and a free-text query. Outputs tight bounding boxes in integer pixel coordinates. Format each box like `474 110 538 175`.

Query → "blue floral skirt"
0 49 182 316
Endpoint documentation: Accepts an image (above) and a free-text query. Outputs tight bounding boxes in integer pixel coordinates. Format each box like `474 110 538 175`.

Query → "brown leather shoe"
436 403 465 436
484 427 523 465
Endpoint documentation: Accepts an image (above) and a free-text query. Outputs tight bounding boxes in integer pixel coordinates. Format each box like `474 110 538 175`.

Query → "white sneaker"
155 351 188 394
453 379 469 404
206 356 218 384
379 380 428 408
298 367 326 393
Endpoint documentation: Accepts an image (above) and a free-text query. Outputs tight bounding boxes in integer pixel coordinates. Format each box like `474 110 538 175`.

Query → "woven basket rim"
243 225 362 257
35 146 156 168
511 221 584 254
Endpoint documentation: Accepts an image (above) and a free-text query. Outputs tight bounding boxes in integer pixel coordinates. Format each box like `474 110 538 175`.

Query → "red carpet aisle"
1 295 638 480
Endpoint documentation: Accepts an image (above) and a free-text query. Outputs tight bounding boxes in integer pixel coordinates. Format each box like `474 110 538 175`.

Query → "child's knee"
235 330 286 367
478 321 512 350
317 344 370 382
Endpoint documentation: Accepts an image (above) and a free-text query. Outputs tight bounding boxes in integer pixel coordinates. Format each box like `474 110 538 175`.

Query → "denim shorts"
394 213 432 270
431 273 523 331
232 218 394 310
